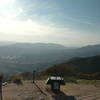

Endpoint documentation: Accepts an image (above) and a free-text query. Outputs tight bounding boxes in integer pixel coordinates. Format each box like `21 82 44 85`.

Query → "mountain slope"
42 55 100 76
0 43 100 75
67 55 100 73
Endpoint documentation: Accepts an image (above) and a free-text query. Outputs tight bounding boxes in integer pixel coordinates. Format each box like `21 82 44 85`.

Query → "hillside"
0 43 67 75
42 55 100 77
67 55 100 73
0 43 100 75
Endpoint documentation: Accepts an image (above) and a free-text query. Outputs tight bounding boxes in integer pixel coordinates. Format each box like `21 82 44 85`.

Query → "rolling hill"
67 55 100 73
0 42 100 75
42 55 100 77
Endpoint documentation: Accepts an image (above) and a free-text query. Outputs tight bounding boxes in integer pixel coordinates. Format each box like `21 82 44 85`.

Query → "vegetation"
9 72 33 82
0 43 100 75
10 75 22 85
67 55 100 73
77 80 100 85
41 64 78 77
2 53 100 85
37 56 100 85
77 72 100 80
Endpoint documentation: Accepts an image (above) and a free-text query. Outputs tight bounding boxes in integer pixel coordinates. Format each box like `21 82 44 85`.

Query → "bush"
13 77 22 85
65 77 78 84
11 75 23 85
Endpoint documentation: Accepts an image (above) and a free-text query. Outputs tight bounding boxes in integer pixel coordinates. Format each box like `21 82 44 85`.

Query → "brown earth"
2 80 100 100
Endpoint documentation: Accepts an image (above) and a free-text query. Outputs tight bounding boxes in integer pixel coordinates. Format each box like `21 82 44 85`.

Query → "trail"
2 80 100 100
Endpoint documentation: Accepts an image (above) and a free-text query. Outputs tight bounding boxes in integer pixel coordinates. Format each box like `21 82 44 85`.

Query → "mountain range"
0 42 100 75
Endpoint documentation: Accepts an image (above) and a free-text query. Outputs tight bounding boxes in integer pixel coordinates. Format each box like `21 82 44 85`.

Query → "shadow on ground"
52 91 77 100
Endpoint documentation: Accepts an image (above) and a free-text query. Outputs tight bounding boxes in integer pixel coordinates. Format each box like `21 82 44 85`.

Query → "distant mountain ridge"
0 41 15 46
0 42 100 75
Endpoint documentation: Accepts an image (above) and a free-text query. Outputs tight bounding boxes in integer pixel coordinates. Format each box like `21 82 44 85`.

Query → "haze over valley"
0 42 100 75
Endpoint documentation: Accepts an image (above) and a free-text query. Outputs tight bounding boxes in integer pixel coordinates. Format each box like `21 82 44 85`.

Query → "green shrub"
64 77 78 84
10 75 23 85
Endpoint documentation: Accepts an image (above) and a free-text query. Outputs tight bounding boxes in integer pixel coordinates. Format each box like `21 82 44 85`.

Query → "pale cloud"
0 16 79 45
0 16 100 46
0 15 100 46
0 16 72 36
0 0 100 46
0 7 24 20
18 8 23 13
0 0 15 8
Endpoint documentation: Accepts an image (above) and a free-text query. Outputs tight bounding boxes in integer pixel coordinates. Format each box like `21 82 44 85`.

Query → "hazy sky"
0 0 100 46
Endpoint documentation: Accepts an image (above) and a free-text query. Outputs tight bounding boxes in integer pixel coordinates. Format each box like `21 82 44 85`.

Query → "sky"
0 0 100 46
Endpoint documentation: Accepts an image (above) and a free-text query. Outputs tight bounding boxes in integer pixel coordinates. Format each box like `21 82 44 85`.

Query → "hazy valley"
0 42 100 76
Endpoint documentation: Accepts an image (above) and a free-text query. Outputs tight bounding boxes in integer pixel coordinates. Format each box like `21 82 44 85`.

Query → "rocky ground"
2 80 100 100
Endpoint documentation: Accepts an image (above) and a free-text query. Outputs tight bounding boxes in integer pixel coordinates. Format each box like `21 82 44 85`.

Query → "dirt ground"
2 80 100 100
